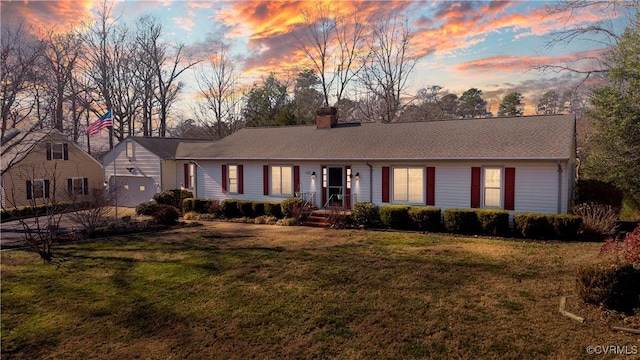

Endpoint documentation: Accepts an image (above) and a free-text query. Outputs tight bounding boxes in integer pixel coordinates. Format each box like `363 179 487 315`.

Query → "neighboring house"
176 110 577 216
1 129 103 209
101 137 210 207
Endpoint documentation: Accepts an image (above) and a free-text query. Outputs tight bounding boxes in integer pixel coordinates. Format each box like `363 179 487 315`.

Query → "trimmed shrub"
379 205 411 230
264 202 283 218
352 202 380 228
254 215 278 225
183 198 214 214
221 199 240 218
408 207 441 232
207 199 221 217
151 204 180 225
576 263 640 313
281 198 304 218
476 210 510 237
252 202 266 217
135 201 160 216
182 198 195 213
153 189 193 209
549 214 582 240
513 213 552 239
237 200 254 218
443 209 480 235
575 179 624 210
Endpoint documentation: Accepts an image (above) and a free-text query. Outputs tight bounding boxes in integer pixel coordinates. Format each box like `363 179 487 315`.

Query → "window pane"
393 168 408 202
485 188 501 207
271 167 281 194
229 179 237 193
73 178 84 195
126 142 134 157
33 180 44 198
228 165 237 193
281 166 292 194
484 168 501 187
52 143 63 159
407 168 424 203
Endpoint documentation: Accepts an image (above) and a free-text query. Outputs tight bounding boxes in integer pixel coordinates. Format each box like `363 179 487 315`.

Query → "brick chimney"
316 107 338 129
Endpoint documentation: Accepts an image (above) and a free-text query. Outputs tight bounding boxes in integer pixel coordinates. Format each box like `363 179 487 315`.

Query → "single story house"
175 110 577 215
1 129 103 209
101 137 210 207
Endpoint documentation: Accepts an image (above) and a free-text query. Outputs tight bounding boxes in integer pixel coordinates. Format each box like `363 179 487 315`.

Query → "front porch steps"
302 209 352 228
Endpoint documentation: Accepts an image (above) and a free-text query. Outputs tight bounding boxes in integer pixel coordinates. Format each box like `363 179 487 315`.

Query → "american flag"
87 110 113 137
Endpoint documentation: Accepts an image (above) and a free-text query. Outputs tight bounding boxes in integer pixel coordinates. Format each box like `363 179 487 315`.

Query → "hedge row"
352 203 582 240
181 198 290 219
1 201 93 223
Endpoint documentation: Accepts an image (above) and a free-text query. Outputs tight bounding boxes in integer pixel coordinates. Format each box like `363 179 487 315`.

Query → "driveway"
1 213 80 247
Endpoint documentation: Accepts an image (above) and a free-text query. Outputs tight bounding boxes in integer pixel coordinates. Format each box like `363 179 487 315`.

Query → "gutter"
557 161 563 213
365 161 373 203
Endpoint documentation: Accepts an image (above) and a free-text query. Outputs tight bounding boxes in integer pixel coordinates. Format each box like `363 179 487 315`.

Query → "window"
228 165 238 193
27 179 49 200
126 142 134 158
32 179 45 199
47 142 67 160
393 167 423 203
69 177 88 196
483 167 502 208
189 163 196 190
139 185 145 192
271 165 292 196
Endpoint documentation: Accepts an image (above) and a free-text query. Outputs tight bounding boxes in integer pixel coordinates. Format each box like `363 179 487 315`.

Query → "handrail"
323 192 351 209
298 192 316 213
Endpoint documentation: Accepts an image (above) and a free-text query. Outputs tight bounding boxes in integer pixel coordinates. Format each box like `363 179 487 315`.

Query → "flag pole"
111 110 117 218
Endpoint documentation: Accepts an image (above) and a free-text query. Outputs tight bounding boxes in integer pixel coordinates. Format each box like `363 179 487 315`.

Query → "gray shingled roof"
130 137 211 160
176 114 575 161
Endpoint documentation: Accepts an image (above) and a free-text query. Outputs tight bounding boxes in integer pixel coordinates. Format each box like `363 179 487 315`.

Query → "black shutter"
68 179 73 195
44 180 50 198
26 181 32 200
83 178 89 195
63 143 69 160
46 143 52 160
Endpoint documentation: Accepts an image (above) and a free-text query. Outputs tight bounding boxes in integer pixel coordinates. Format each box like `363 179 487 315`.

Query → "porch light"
355 172 360 181
311 171 316 180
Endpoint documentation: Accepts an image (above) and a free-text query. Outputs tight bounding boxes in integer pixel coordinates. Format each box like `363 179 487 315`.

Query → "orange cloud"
1 0 94 36
456 49 608 73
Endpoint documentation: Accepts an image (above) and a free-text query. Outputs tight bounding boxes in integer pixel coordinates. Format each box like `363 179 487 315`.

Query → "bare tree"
358 16 421 123
136 16 200 137
295 3 336 107
333 7 369 104
1 22 44 139
537 0 638 84
193 41 242 139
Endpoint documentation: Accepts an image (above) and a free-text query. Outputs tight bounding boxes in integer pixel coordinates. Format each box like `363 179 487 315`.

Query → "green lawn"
1 222 636 359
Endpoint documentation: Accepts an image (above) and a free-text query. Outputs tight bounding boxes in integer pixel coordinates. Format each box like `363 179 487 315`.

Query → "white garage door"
110 176 157 207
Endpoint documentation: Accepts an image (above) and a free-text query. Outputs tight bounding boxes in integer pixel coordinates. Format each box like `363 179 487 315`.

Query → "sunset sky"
1 0 632 115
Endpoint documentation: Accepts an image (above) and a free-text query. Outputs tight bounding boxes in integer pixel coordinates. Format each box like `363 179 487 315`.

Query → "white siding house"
102 137 210 207
176 112 577 216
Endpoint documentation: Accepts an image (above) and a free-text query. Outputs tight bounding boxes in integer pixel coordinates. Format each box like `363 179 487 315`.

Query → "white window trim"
391 166 425 205
51 143 64 160
227 164 238 194
482 166 503 209
70 177 86 196
126 141 134 158
270 165 293 197
189 163 196 191
31 178 46 199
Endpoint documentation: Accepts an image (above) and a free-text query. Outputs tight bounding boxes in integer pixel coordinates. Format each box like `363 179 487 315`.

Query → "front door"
327 166 344 207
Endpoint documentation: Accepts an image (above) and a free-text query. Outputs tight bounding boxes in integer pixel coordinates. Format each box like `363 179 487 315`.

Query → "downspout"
365 161 373 203
557 161 563 214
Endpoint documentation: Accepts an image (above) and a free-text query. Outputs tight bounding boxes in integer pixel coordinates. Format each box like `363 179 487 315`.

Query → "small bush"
575 179 624 210
221 199 240 218
408 207 441 232
379 205 411 230
236 201 253 218
254 215 278 225
476 210 510 237
264 202 283 218
600 225 640 266
135 201 160 216
281 198 304 218
183 211 199 220
153 189 193 209
549 214 582 240
572 202 619 240
152 204 180 225
443 209 480 235
352 202 380 228
276 217 299 226
207 199 221 217
252 202 266 217
513 213 552 239
576 263 640 313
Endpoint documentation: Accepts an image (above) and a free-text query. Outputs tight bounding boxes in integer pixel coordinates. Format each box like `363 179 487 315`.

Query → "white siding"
103 140 162 191
434 166 471 209
515 165 561 214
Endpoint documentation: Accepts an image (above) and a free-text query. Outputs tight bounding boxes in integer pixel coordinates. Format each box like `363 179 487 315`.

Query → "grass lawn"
1 222 638 359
